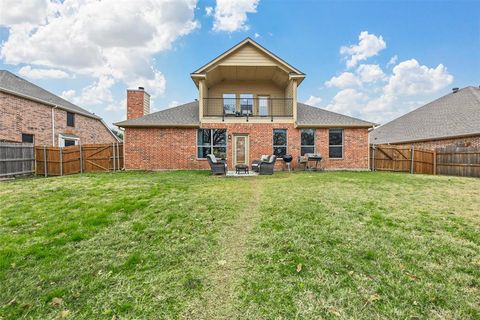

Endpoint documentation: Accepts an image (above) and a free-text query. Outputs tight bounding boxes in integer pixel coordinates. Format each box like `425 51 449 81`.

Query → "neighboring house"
0 70 119 146
370 86 480 150
115 38 375 170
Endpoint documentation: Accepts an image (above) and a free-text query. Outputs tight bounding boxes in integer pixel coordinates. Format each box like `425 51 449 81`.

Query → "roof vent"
138 86 144 91
452 87 459 93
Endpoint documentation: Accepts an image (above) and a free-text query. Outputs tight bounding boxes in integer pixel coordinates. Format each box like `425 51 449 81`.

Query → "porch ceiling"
205 66 289 88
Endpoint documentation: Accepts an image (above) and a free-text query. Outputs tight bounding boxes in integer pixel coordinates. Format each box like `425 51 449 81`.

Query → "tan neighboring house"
0 70 119 146
370 86 480 150
116 38 375 170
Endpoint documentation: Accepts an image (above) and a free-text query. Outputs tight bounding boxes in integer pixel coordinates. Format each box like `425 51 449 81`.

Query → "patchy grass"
1 171 479 319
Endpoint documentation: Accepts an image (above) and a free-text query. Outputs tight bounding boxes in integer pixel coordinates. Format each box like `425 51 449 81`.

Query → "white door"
233 135 249 166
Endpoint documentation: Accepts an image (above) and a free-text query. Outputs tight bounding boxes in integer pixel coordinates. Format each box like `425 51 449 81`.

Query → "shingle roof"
115 101 375 128
0 70 100 119
370 86 480 144
114 101 200 127
297 103 375 127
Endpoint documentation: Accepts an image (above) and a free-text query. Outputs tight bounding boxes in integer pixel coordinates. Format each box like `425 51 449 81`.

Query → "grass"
0 171 479 319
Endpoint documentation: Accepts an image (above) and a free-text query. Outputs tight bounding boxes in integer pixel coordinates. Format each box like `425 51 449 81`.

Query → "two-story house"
116 38 374 170
0 70 119 146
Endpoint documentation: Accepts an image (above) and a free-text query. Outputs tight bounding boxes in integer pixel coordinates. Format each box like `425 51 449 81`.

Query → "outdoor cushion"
207 154 217 163
260 155 269 162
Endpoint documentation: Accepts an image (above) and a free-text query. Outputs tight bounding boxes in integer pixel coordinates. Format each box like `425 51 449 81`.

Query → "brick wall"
387 135 480 151
0 91 117 145
124 123 370 170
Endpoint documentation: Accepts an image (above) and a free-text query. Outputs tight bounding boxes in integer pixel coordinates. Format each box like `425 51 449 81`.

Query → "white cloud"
105 98 127 112
205 6 214 16
304 95 322 107
340 31 386 68
387 55 398 67
356 64 385 83
0 0 48 25
61 89 76 101
211 0 259 32
254 32 260 38
0 0 199 108
385 59 453 96
325 72 361 88
326 89 367 116
18 65 71 79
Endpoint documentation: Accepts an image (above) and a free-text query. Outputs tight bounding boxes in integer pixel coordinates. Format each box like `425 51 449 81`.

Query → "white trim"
58 134 80 147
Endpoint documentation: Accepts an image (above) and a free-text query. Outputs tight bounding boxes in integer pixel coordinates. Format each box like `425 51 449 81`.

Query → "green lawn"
0 171 479 319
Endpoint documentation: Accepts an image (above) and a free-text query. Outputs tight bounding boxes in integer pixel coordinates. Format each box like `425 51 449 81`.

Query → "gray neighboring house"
370 86 480 150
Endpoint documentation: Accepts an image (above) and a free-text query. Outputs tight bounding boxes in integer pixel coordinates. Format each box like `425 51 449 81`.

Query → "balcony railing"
203 97 293 121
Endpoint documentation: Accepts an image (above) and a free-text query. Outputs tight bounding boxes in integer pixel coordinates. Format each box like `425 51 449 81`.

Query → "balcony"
202 97 293 121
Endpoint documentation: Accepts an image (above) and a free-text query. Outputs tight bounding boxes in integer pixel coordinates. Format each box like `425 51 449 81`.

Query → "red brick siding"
127 90 148 120
0 91 116 145
124 123 370 170
386 136 480 151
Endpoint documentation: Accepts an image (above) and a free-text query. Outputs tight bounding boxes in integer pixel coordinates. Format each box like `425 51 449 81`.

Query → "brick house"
0 70 119 146
116 38 375 171
370 86 480 150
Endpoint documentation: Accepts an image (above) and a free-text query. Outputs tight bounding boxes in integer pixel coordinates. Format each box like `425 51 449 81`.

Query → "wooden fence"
371 145 480 177
436 145 480 177
35 143 123 176
0 142 35 178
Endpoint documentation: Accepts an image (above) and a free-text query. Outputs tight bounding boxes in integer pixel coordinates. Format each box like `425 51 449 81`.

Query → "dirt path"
182 178 261 319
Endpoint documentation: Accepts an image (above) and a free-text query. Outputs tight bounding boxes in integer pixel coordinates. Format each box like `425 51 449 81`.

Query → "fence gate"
370 145 434 174
35 143 123 176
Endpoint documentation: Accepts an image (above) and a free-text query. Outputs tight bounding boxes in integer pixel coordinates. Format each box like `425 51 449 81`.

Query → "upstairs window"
223 93 236 115
273 129 287 158
300 129 315 155
258 96 269 116
240 93 253 115
22 133 34 143
329 129 343 159
197 129 227 159
67 112 75 127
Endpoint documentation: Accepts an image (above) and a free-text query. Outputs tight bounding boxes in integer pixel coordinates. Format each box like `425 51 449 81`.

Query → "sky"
0 0 479 128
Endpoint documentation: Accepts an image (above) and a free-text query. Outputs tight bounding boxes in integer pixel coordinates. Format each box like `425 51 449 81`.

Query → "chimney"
127 87 150 119
452 87 459 93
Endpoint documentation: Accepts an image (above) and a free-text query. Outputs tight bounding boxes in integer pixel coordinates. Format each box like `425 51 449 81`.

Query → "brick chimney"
127 87 150 119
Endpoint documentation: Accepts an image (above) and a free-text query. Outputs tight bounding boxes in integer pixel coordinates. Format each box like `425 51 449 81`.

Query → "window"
67 112 75 127
64 139 76 147
329 128 343 159
300 129 315 155
273 129 287 158
240 93 253 115
223 93 236 115
197 129 227 159
22 133 34 143
258 96 269 116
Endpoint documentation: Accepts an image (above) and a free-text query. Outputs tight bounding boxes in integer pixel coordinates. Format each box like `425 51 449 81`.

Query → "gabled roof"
297 103 375 128
370 86 480 144
0 70 100 119
115 101 375 128
114 101 200 127
191 38 305 76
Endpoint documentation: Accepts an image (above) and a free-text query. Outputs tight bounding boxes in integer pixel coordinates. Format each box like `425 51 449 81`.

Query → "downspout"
51 106 58 146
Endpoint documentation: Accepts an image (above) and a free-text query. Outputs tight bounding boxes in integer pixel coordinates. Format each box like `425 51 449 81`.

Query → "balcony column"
198 78 207 119
292 79 298 124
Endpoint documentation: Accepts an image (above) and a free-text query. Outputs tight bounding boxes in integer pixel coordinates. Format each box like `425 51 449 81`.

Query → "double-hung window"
223 93 236 115
273 129 287 158
67 112 75 127
329 128 343 159
240 93 253 116
300 129 315 155
197 129 227 159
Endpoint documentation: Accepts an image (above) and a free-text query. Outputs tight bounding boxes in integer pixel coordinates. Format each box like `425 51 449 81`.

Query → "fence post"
433 150 437 175
116 142 121 170
79 144 83 174
372 146 376 171
43 146 47 177
112 142 116 171
410 145 415 174
59 147 63 176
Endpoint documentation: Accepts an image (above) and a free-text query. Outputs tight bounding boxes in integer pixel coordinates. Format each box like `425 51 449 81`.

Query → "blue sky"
1 0 479 127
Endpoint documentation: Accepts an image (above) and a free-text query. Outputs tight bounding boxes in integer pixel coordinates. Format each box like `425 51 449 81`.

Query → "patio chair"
207 154 227 175
251 154 270 172
258 155 277 175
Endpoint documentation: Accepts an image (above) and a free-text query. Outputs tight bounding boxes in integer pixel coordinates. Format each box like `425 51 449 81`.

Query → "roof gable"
192 38 304 75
